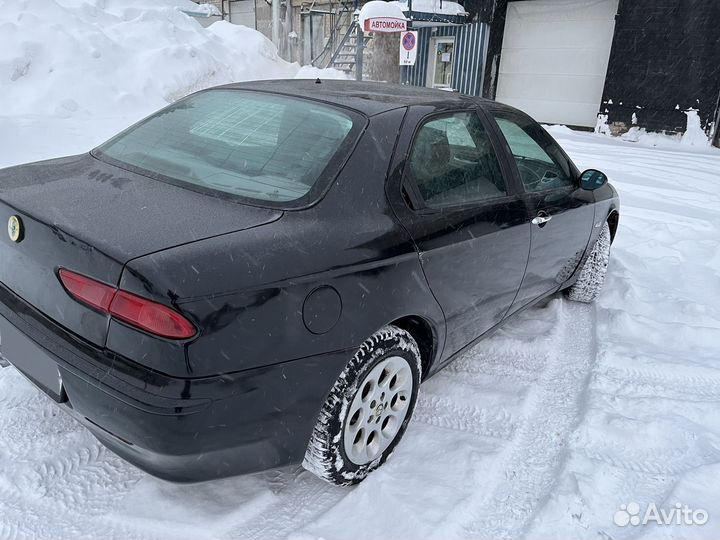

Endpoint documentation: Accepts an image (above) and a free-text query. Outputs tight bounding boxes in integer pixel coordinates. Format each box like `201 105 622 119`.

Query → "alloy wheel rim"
343 355 413 466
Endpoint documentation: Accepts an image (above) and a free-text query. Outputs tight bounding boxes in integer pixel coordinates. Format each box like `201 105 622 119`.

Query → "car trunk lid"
0 153 281 347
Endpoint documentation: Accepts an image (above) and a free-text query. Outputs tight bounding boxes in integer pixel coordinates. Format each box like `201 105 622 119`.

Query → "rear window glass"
95 90 358 204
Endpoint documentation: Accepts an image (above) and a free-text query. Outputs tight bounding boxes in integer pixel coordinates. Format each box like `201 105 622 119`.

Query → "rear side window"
493 113 574 192
95 90 358 205
407 111 507 209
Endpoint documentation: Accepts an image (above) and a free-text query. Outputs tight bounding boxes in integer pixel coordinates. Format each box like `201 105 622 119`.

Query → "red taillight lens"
58 268 116 313
58 269 197 340
109 290 197 340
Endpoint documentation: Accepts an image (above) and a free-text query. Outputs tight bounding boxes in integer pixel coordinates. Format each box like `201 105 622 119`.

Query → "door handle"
531 214 552 226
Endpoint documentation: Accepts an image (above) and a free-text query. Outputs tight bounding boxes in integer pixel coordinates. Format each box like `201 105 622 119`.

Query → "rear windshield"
95 90 360 205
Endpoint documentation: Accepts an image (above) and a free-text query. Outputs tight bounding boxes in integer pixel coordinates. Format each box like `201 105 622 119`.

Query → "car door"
387 107 531 360
486 106 596 312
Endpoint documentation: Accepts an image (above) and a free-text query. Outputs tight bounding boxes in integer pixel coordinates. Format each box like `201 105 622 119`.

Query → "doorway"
426 36 455 90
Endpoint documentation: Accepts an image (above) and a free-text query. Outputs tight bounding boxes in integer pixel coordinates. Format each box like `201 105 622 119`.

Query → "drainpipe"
354 0 363 81
285 0 293 59
272 0 281 48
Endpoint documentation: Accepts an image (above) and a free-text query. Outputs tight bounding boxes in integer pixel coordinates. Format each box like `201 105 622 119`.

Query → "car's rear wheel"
302 326 421 486
566 222 611 303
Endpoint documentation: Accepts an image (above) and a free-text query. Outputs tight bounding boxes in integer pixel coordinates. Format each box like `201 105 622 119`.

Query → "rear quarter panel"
109 108 446 377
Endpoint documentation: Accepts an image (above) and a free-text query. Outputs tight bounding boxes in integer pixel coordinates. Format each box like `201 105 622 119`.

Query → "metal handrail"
328 20 357 66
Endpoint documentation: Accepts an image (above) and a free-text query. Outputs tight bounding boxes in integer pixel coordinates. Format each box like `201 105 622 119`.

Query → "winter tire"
302 325 422 486
566 222 611 303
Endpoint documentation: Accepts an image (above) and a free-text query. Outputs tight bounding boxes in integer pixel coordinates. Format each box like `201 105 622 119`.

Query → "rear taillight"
58 268 116 312
58 269 197 340
109 290 197 340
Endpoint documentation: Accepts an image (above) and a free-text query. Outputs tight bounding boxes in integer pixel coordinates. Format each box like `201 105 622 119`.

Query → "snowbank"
0 0 345 167
557 107 712 151
617 109 711 149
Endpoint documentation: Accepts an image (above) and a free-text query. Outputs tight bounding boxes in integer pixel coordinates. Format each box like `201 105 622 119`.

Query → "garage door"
229 0 255 28
495 0 618 127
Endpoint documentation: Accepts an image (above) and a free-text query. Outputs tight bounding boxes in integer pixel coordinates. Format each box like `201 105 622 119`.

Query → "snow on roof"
358 1 408 27
359 0 467 25
393 0 468 16
179 2 222 17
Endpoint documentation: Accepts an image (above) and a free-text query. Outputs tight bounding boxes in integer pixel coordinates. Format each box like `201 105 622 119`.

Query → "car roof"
213 79 493 116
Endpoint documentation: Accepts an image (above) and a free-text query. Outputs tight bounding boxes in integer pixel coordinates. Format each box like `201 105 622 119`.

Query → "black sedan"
0 80 618 486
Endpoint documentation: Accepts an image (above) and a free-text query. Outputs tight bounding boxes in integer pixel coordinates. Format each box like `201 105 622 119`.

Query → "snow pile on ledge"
359 1 408 27
180 2 222 16
361 0 467 20
394 0 468 16
0 0 344 120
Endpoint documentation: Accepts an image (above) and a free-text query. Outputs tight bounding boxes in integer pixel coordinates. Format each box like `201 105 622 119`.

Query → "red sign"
363 17 407 33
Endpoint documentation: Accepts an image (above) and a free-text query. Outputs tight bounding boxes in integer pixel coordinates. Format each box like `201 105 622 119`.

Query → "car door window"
408 111 507 209
493 113 574 193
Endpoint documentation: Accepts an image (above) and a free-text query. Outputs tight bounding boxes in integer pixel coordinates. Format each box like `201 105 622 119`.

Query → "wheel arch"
388 315 439 380
607 210 619 243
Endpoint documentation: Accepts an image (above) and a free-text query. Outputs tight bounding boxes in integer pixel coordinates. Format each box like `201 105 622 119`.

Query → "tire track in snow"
434 301 597 539
574 439 720 475
221 468 348 540
413 352 537 441
32 443 142 515
569 363 720 475
414 394 517 441
444 349 546 385
596 366 720 401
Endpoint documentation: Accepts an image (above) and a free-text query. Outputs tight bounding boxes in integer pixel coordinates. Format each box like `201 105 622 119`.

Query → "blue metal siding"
405 22 488 97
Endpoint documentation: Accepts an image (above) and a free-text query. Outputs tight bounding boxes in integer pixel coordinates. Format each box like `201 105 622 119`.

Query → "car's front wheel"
302 326 422 486
566 222 612 303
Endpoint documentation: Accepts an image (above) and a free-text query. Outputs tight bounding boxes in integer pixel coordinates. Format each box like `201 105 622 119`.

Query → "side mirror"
579 169 608 190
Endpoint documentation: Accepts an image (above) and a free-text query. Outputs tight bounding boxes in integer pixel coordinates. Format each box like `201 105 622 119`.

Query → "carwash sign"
363 17 407 32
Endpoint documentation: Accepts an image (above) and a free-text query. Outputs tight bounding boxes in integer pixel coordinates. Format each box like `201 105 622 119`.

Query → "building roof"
216 79 487 116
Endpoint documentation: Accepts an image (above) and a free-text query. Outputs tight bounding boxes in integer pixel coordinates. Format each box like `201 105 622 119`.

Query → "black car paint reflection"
0 80 619 481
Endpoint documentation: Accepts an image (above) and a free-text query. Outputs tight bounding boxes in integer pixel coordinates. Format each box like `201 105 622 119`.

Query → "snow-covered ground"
2 1 720 539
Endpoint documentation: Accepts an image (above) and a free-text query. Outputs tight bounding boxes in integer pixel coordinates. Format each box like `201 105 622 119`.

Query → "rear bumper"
0 281 351 482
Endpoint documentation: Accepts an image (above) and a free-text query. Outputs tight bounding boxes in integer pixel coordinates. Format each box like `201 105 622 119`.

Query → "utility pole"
403 0 413 84
354 0 363 81
272 0 281 50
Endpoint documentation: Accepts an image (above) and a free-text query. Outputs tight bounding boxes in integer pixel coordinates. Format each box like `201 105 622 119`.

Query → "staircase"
328 22 372 77
309 5 372 79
